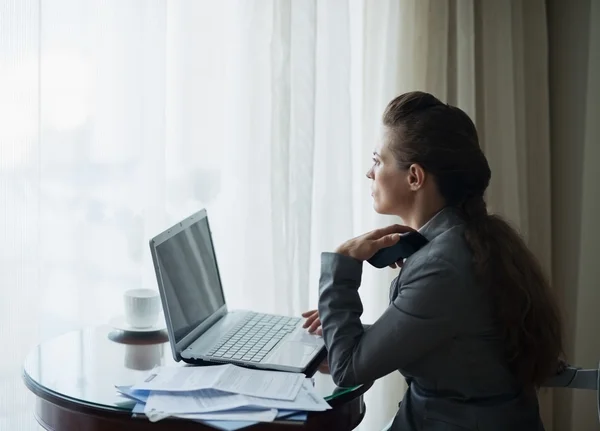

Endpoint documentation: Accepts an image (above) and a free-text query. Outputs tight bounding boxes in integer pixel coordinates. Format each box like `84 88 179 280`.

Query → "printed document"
143 379 330 415
131 364 304 400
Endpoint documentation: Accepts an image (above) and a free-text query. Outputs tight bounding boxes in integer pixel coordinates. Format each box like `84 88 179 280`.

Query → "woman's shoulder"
401 224 473 280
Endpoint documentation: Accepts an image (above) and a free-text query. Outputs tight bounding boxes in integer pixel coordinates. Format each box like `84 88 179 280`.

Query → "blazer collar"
417 206 465 242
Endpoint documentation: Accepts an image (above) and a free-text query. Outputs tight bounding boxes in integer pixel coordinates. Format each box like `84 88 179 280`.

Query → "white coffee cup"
123 288 160 328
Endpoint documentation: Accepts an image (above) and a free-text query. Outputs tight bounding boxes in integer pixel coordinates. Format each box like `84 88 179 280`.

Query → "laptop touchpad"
286 329 323 345
266 341 317 367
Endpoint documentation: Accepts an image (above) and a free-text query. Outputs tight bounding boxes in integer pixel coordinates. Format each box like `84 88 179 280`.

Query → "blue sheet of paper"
116 385 150 403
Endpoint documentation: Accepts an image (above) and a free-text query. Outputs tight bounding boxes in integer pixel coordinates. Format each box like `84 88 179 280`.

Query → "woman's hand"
301 309 322 335
303 226 410 337
334 224 413 262
317 357 330 374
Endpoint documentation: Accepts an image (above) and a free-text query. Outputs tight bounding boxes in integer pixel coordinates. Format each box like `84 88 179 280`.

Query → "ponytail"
460 196 564 388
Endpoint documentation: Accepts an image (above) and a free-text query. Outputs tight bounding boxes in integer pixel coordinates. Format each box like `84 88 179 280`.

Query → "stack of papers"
116 364 331 431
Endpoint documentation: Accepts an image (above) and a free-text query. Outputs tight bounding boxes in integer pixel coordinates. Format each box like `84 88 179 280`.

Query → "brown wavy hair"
383 91 564 388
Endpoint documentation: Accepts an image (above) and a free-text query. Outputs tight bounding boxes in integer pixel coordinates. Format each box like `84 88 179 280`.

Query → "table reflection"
124 343 164 371
23 326 348 412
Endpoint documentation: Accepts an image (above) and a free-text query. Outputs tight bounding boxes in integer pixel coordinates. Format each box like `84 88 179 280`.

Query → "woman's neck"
401 200 446 231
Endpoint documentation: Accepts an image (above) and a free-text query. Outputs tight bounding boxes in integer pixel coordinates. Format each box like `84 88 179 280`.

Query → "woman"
302 91 563 430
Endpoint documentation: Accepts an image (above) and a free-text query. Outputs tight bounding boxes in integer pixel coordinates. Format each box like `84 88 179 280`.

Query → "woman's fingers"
308 318 321 333
373 233 401 250
302 310 319 328
370 224 413 239
301 309 316 318
301 309 323 334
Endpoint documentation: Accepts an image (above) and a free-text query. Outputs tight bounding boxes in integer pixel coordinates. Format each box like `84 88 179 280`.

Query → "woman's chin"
373 201 397 216
372 201 386 214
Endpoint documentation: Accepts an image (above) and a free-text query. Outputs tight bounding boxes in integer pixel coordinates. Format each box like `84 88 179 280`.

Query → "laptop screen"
154 215 226 344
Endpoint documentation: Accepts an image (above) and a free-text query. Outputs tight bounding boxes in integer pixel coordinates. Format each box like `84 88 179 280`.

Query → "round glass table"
22 326 372 430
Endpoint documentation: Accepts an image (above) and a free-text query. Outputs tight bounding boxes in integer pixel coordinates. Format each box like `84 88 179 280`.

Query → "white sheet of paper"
132 365 222 392
132 364 303 401
212 364 304 400
145 389 248 414
143 378 330 416
245 379 331 411
133 403 306 429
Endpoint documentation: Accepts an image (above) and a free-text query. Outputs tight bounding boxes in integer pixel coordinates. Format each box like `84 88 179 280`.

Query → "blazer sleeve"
318 251 462 387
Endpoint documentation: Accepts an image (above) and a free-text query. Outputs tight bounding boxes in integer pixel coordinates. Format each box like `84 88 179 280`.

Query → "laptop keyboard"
206 313 302 363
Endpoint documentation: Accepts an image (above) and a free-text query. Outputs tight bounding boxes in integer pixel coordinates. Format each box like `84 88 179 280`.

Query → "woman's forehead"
374 131 396 156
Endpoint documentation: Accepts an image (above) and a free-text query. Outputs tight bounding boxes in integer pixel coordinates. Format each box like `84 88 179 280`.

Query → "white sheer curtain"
0 1 405 429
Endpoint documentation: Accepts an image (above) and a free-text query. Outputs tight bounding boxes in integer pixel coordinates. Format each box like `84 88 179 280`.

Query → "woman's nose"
366 168 373 179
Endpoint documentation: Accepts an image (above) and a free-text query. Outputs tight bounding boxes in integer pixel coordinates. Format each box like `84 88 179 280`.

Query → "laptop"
149 209 326 374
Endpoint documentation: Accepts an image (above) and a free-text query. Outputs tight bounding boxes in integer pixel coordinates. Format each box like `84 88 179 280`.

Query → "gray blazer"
318 207 544 431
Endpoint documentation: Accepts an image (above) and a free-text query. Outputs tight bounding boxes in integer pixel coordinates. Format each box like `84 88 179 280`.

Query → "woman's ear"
408 163 426 190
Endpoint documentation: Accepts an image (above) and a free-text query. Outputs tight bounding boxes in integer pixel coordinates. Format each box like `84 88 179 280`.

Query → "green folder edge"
324 384 362 401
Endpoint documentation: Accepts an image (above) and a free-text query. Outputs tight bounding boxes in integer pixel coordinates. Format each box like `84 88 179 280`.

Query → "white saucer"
109 314 167 333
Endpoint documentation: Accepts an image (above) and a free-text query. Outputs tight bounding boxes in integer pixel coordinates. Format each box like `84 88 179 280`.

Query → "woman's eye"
372 158 380 166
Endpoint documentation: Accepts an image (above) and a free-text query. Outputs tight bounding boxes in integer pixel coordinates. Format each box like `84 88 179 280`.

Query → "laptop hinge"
176 305 228 355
